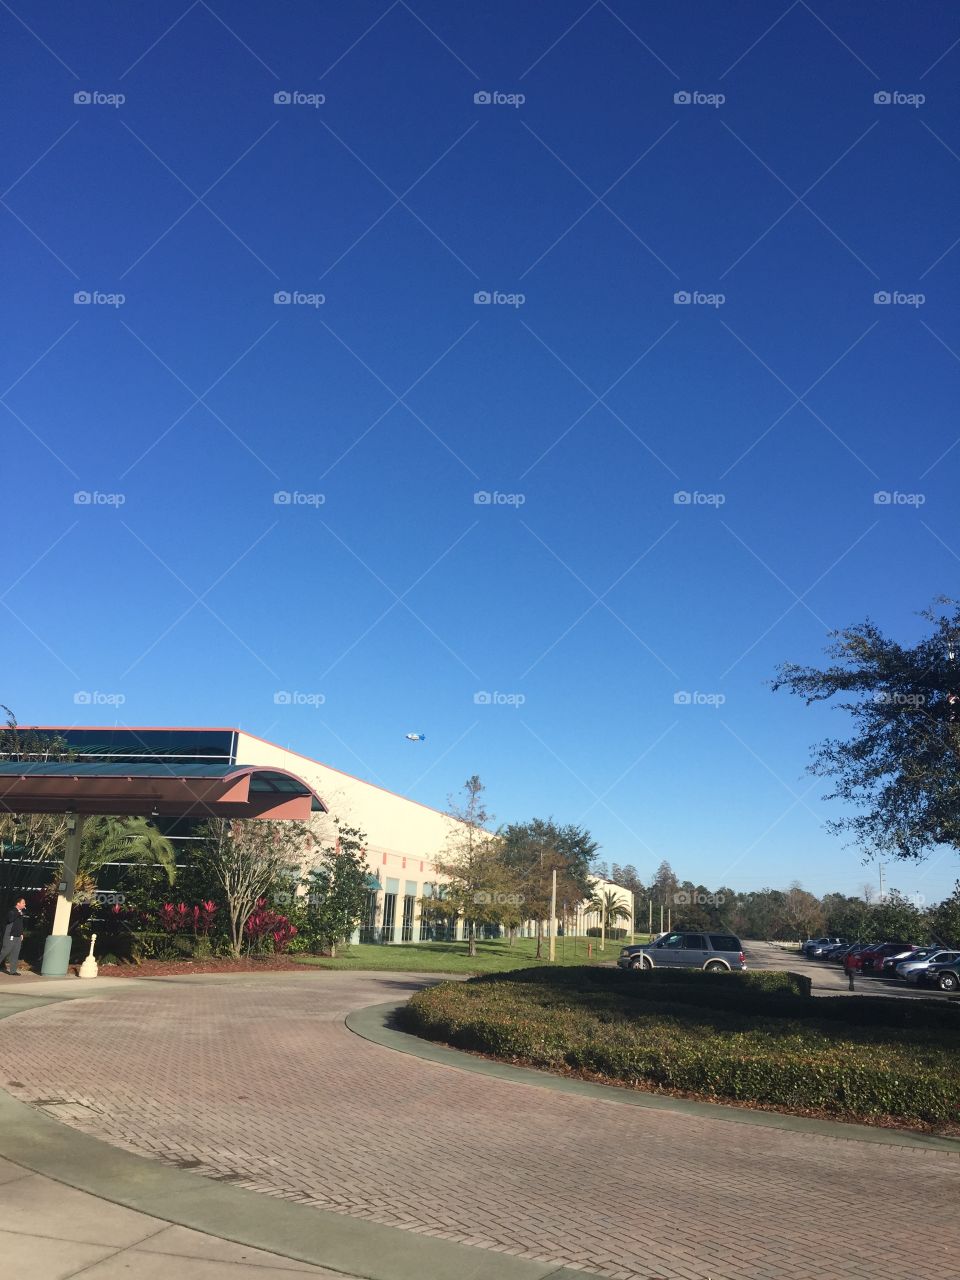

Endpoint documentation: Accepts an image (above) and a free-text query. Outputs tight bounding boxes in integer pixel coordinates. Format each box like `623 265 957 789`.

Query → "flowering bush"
244 898 297 953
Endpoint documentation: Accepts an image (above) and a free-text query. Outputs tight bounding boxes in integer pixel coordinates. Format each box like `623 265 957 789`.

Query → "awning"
0 761 327 821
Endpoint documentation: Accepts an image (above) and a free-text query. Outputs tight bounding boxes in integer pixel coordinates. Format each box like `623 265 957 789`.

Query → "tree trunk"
468 920 476 957
535 920 542 959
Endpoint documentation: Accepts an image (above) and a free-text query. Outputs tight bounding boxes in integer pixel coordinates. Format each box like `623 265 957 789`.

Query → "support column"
41 813 85 977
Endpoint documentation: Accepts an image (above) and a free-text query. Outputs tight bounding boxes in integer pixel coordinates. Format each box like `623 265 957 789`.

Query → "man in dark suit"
0 898 26 976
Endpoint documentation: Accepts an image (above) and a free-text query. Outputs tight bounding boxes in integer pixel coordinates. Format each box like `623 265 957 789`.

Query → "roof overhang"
0 762 327 821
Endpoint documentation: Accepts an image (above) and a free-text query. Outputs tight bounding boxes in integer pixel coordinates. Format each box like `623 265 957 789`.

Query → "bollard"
79 932 99 980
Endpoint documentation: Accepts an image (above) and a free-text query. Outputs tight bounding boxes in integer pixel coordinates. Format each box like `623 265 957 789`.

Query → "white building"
27 727 633 945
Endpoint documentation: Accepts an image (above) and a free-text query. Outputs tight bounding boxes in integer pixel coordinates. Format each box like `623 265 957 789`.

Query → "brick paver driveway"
0 970 956 1280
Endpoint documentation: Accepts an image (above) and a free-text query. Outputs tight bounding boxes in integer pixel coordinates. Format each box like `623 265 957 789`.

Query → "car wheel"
704 960 727 973
629 957 646 970
939 972 959 992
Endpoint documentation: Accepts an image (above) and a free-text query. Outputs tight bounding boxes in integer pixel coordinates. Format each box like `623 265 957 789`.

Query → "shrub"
586 927 628 940
244 899 297 953
397 970 960 1128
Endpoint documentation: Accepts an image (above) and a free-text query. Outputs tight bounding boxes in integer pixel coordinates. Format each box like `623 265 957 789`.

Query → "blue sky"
4 0 960 901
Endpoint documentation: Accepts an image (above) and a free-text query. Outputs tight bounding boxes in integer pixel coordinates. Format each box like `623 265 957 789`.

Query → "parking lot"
744 939 955 998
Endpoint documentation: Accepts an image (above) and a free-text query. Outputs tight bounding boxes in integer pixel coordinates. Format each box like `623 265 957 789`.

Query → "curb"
346 1001 960 1154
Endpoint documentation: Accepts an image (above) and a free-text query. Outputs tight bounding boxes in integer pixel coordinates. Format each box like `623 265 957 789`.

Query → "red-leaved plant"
243 899 297 953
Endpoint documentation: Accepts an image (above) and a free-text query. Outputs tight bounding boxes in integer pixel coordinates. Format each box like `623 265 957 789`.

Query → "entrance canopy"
0 761 327 821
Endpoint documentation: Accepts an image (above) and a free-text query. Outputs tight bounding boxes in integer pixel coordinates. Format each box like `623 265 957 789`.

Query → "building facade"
16 727 633 944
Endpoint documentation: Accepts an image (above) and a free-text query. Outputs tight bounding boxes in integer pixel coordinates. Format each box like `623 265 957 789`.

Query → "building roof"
0 761 326 820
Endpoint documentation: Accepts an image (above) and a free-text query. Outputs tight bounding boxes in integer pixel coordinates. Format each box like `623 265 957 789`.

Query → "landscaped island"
397 966 960 1132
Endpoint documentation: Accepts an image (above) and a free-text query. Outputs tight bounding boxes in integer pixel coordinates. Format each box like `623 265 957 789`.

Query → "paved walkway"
0 1155 349 1280
0 969 957 1280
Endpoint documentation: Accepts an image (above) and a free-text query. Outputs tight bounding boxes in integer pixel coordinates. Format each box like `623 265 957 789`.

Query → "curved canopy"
0 761 326 821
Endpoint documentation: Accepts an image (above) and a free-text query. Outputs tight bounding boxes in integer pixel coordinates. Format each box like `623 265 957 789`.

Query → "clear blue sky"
4 1 960 902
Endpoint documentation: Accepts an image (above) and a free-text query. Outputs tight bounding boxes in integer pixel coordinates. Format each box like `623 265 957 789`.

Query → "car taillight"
739 951 745 964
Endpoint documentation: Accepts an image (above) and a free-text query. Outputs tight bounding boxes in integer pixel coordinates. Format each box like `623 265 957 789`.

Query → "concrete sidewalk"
0 1156 352 1279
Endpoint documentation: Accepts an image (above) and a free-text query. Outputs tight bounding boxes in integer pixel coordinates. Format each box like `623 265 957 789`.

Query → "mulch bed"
87 955 322 978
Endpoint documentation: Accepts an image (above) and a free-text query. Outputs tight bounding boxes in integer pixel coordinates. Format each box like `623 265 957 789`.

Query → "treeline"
601 859 960 946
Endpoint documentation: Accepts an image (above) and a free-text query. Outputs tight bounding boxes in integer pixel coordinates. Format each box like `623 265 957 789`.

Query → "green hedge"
398 970 960 1128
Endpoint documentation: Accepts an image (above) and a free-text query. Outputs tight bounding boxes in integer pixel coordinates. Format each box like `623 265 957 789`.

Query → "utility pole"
878 862 886 903
549 867 557 962
648 898 653 938
659 902 664 934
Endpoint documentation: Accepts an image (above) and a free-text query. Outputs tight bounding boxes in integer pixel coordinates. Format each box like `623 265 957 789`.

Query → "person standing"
0 898 26 976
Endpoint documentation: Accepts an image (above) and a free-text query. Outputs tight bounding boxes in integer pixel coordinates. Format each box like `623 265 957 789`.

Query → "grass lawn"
294 935 648 973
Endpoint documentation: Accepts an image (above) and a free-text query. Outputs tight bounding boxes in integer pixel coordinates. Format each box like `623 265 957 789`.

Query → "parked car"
898 950 960 984
880 946 928 976
801 936 842 957
917 960 960 992
860 943 916 975
844 943 881 972
811 938 848 958
820 940 852 959
828 941 861 963
619 930 746 972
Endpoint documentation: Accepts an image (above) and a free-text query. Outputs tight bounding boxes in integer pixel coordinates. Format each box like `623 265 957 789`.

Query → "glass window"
709 935 740 952
401 894 415 943
683 934 707 950
660 933 684 949
381 892 397 943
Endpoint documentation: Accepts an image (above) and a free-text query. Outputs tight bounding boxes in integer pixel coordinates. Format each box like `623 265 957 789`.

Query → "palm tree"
78 816 177 886
588 888 632 951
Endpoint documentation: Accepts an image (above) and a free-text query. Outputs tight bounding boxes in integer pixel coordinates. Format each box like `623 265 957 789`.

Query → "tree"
777 882 824 941
871 889 926 943
198 818 315 958
610 864 645 926
929 881 960 947
0 708 72 896
652 860 679 906
302 822 369 956
587 886 632 950
429 776 516 957
500 818 598 957
79 816 176 886
773 600 960 864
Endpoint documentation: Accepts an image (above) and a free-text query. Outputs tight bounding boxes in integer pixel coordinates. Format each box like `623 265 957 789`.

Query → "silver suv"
617 930 746 972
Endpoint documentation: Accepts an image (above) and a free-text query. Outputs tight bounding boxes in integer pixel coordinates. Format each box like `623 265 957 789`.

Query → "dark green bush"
585 927 628 939
398 970 960 1128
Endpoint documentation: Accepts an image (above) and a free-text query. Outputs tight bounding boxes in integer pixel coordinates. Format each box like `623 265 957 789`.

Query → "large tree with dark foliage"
773 600 960 864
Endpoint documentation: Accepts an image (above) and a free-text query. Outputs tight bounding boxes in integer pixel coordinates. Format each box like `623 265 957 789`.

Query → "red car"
844 944 884 973
855 942 915 975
